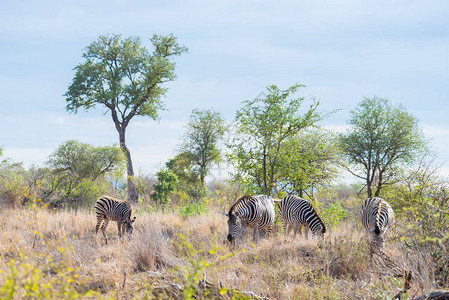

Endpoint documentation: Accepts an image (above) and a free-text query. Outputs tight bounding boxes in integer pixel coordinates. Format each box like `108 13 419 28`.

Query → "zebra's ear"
132 216 136 223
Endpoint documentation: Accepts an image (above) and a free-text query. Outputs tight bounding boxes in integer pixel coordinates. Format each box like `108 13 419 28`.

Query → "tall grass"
0 203 436 299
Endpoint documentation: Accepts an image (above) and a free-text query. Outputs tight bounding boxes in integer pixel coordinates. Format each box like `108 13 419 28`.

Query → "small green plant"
178 199 209 217
0 232 97 299
175 234 236 299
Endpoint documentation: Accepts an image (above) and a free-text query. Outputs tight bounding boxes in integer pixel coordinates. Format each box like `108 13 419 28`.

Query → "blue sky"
1 0 448 180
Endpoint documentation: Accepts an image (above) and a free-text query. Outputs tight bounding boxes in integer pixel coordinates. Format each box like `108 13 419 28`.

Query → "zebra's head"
313 223 326 237
226 211 242 243
123 216 136 235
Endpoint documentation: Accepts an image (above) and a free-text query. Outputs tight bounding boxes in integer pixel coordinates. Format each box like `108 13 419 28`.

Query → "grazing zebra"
95 195 136 245
277 195 326 239
225 195 275 244
361 197 394 252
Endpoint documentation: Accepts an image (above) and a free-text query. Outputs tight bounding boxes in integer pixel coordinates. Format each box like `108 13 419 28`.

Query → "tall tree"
339 97 427 197
278 129 342 197
228 84 322 195
64 34 188 203
180 109 226 185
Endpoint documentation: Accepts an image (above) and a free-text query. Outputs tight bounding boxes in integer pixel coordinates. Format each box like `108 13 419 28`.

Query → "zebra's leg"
117 220 122 239
286 223 293 236
266 224 273 239
101 219 109 245
281 219 287 236
95 217 103 238
293 225 297 238
253 228 259 244
236 226 245 245
305 226 309 240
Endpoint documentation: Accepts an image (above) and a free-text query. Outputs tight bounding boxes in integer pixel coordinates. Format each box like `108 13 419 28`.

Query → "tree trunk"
119 127 138 203
374 169 383 197
366 179 372 198
200 164 206 185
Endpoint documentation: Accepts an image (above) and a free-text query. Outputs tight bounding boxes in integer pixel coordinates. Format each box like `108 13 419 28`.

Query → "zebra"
225 195 276 244
95 195 136 245
361 197 394 252
277 195 326 239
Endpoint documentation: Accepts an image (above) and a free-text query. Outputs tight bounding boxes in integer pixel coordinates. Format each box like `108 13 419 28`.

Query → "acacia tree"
65 34 187 203
180 109 226 185
278 129 342 197
339 97 427 197
46 140 125 206
228 84 322 195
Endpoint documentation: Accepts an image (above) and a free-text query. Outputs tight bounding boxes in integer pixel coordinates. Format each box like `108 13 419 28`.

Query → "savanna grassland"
0 194 438 300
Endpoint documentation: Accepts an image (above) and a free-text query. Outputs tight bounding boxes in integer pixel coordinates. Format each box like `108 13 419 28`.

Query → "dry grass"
0 205 435 299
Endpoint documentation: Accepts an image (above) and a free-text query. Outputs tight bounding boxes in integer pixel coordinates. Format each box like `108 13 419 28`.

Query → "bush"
320 201 348 230
384 159 449 287
178 200 209 217
0 163 29 208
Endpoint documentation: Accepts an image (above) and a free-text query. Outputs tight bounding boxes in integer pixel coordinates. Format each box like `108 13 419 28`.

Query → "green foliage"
181 108 227 184
278 129 342 197
178 199 209 217
0 141 124 209
0 162 28 208
320 201 348 230
65 178 111 207
47 140 125 182
339 96 427 197
45 140 125 207
384 159 449 287
151 169 178 209
166 153 207 201
65 33 188 117
228 83 322 195
0 147 6 164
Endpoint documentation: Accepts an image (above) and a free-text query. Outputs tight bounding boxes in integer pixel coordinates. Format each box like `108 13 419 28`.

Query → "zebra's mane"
374 198 383 235
228 195 252 215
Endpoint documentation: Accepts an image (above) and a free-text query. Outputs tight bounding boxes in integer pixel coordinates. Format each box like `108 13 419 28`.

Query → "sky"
1 0 448 182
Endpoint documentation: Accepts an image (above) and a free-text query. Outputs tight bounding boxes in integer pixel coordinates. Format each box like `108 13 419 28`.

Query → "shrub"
178 199 209 217
151 169 178 210
384 159 449 287
0 163 29 208
320 201 348 230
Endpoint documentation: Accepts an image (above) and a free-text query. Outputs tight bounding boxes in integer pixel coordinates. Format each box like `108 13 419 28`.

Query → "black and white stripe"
226 195 275 244
95 195 136 244
361 197 394 251
278 195 326 239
